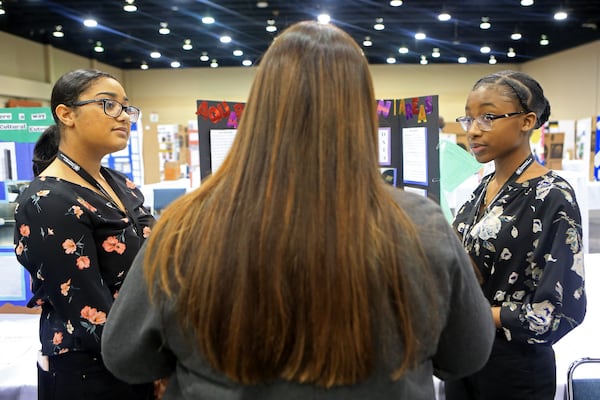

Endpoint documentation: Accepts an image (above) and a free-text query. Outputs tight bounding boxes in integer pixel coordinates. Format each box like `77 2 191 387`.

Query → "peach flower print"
76 197 97 212
143 226 152 238
19 224 30 237
114 242 126 255
36 190 50 197
58 348 69 354
80 306 107 325
76 256 90 270
60 279 71 296
71 205 84 219
66 320 74 334
102 236 119 252
126 178 136 189
15 241 24 256
62 239 77 254
52 332 63 345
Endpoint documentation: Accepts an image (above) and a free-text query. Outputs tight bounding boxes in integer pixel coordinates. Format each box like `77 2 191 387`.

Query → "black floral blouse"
453 171 586 345
14 169 154 356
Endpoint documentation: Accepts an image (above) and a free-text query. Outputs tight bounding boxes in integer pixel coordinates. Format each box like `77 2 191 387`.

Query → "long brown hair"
145 21 433 388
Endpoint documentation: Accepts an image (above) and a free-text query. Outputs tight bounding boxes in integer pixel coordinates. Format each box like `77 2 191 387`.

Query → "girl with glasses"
445 70 586 400
14 69 155 400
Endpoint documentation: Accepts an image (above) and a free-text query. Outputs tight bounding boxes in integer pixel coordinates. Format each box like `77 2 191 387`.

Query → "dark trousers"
38 352 153 400
445 334 556 400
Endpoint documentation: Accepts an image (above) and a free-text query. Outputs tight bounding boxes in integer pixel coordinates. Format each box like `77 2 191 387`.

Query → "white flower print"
532 219 542 233
472 205 503 241
494 290 506 301
511 226 518 238
535 177 554 201
512 290 526 300
571 251 584 279
525 300 555 334
508 271 518 284
555 281 563 302
500 248 512 260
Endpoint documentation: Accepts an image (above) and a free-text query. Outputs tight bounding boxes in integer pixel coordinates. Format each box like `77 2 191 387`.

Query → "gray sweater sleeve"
102 244 176 383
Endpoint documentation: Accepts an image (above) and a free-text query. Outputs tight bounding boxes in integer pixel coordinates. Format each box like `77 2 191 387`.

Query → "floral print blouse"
14 169 154 356
454 171 586 345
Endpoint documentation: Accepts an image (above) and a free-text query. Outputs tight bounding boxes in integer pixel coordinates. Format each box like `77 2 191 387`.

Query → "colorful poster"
595 116 600 181
0 107 52 143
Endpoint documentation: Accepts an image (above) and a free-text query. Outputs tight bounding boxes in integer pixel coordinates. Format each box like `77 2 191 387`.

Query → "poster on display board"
196 99 245 181
376 96 440 204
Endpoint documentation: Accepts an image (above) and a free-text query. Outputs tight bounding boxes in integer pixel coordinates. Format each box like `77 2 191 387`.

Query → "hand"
154 378 169 399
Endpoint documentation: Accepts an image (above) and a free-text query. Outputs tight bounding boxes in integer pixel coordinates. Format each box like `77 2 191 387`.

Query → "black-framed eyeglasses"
70 98 140 123
455 111 526 132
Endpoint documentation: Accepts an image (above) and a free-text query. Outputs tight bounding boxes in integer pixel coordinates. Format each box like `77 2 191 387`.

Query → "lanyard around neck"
461 153 535 246
57 151 117 205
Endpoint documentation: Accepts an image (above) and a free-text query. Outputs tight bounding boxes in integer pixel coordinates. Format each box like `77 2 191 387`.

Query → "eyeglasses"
455 111 526 132
70 98 141 123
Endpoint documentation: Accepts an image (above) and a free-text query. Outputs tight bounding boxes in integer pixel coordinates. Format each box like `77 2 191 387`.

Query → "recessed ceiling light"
318 14 330 24
438 12 451 22
200 52 209 62
202 16 215 24
83 19 98 27
521 0 534 5
182 39 192 50
414 32 426 40
210 59 219 68
389 0 403 6
256 1 268 8
93 41 104 53
554 10 568 20
386 57 396 64
242 59 253 66
233 49 243 56
52 25 64 38
220 35 232 43
489 55 497 65
363 36 373 47
150 51 161 59
159 22 170 34
170 61 181 68
374 18 384 31
123 0 137 12
507 48 516 57
458 56 468 64
480 17 491 30
511 32 522 40
540 34 549 45
420 55 428 65
480 45 491 54
432 48 440 58
140 62 148 70
398 46 409 54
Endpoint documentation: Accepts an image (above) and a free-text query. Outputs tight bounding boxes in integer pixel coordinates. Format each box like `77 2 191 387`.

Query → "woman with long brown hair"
102 21 494 399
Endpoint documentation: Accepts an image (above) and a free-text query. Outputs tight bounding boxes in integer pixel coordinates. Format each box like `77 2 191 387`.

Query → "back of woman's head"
473 70 551 129
50 69 115 125
146 20 432 389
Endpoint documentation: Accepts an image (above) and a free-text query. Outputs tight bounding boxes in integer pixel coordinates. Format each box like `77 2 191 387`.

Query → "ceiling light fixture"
386 56 396 64
210 59 219 68
202 16 215 24
94 41 104 53
480 45 491 54
123 0 137 12
374 18 385 31
414 31 426 40
256 1 268 8
171 61 181 68
83 18 98 27
52 25 64 38
389 0 403 6
420 55 428 65
489 55 497 65
540 34 549 45
318 13 330 24
432 48 440 58
363 36 373 47
438 12 451 22
511 31 522 40
182 39 192 50
0 2 5 15
242 59 253 66
521 0 534 5
140 61 148 70
480 17 491 30
200 52 209 62
220 35 232 43
159 22 170 34
554 10 568 20
458 56 468 64
398 45 409 54
266 19 277 32
233 49 243 56
150 51 161 59
507 47 516 57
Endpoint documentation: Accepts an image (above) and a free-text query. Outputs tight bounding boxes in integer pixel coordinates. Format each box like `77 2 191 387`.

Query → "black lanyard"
57 151 118 205
461 153 535 246
56 151 144 235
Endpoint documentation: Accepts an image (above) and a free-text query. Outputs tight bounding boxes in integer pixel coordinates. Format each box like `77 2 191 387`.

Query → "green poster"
0 107 53 143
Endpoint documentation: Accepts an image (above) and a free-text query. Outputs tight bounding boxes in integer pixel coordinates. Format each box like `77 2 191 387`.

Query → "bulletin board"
0 247 32 308
195 100 245 181
377 95 440 203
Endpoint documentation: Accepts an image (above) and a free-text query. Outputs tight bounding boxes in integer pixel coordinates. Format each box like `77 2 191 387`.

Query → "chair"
566 357 600 400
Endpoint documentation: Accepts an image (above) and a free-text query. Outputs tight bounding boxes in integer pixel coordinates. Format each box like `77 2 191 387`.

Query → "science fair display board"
377 95 440 203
